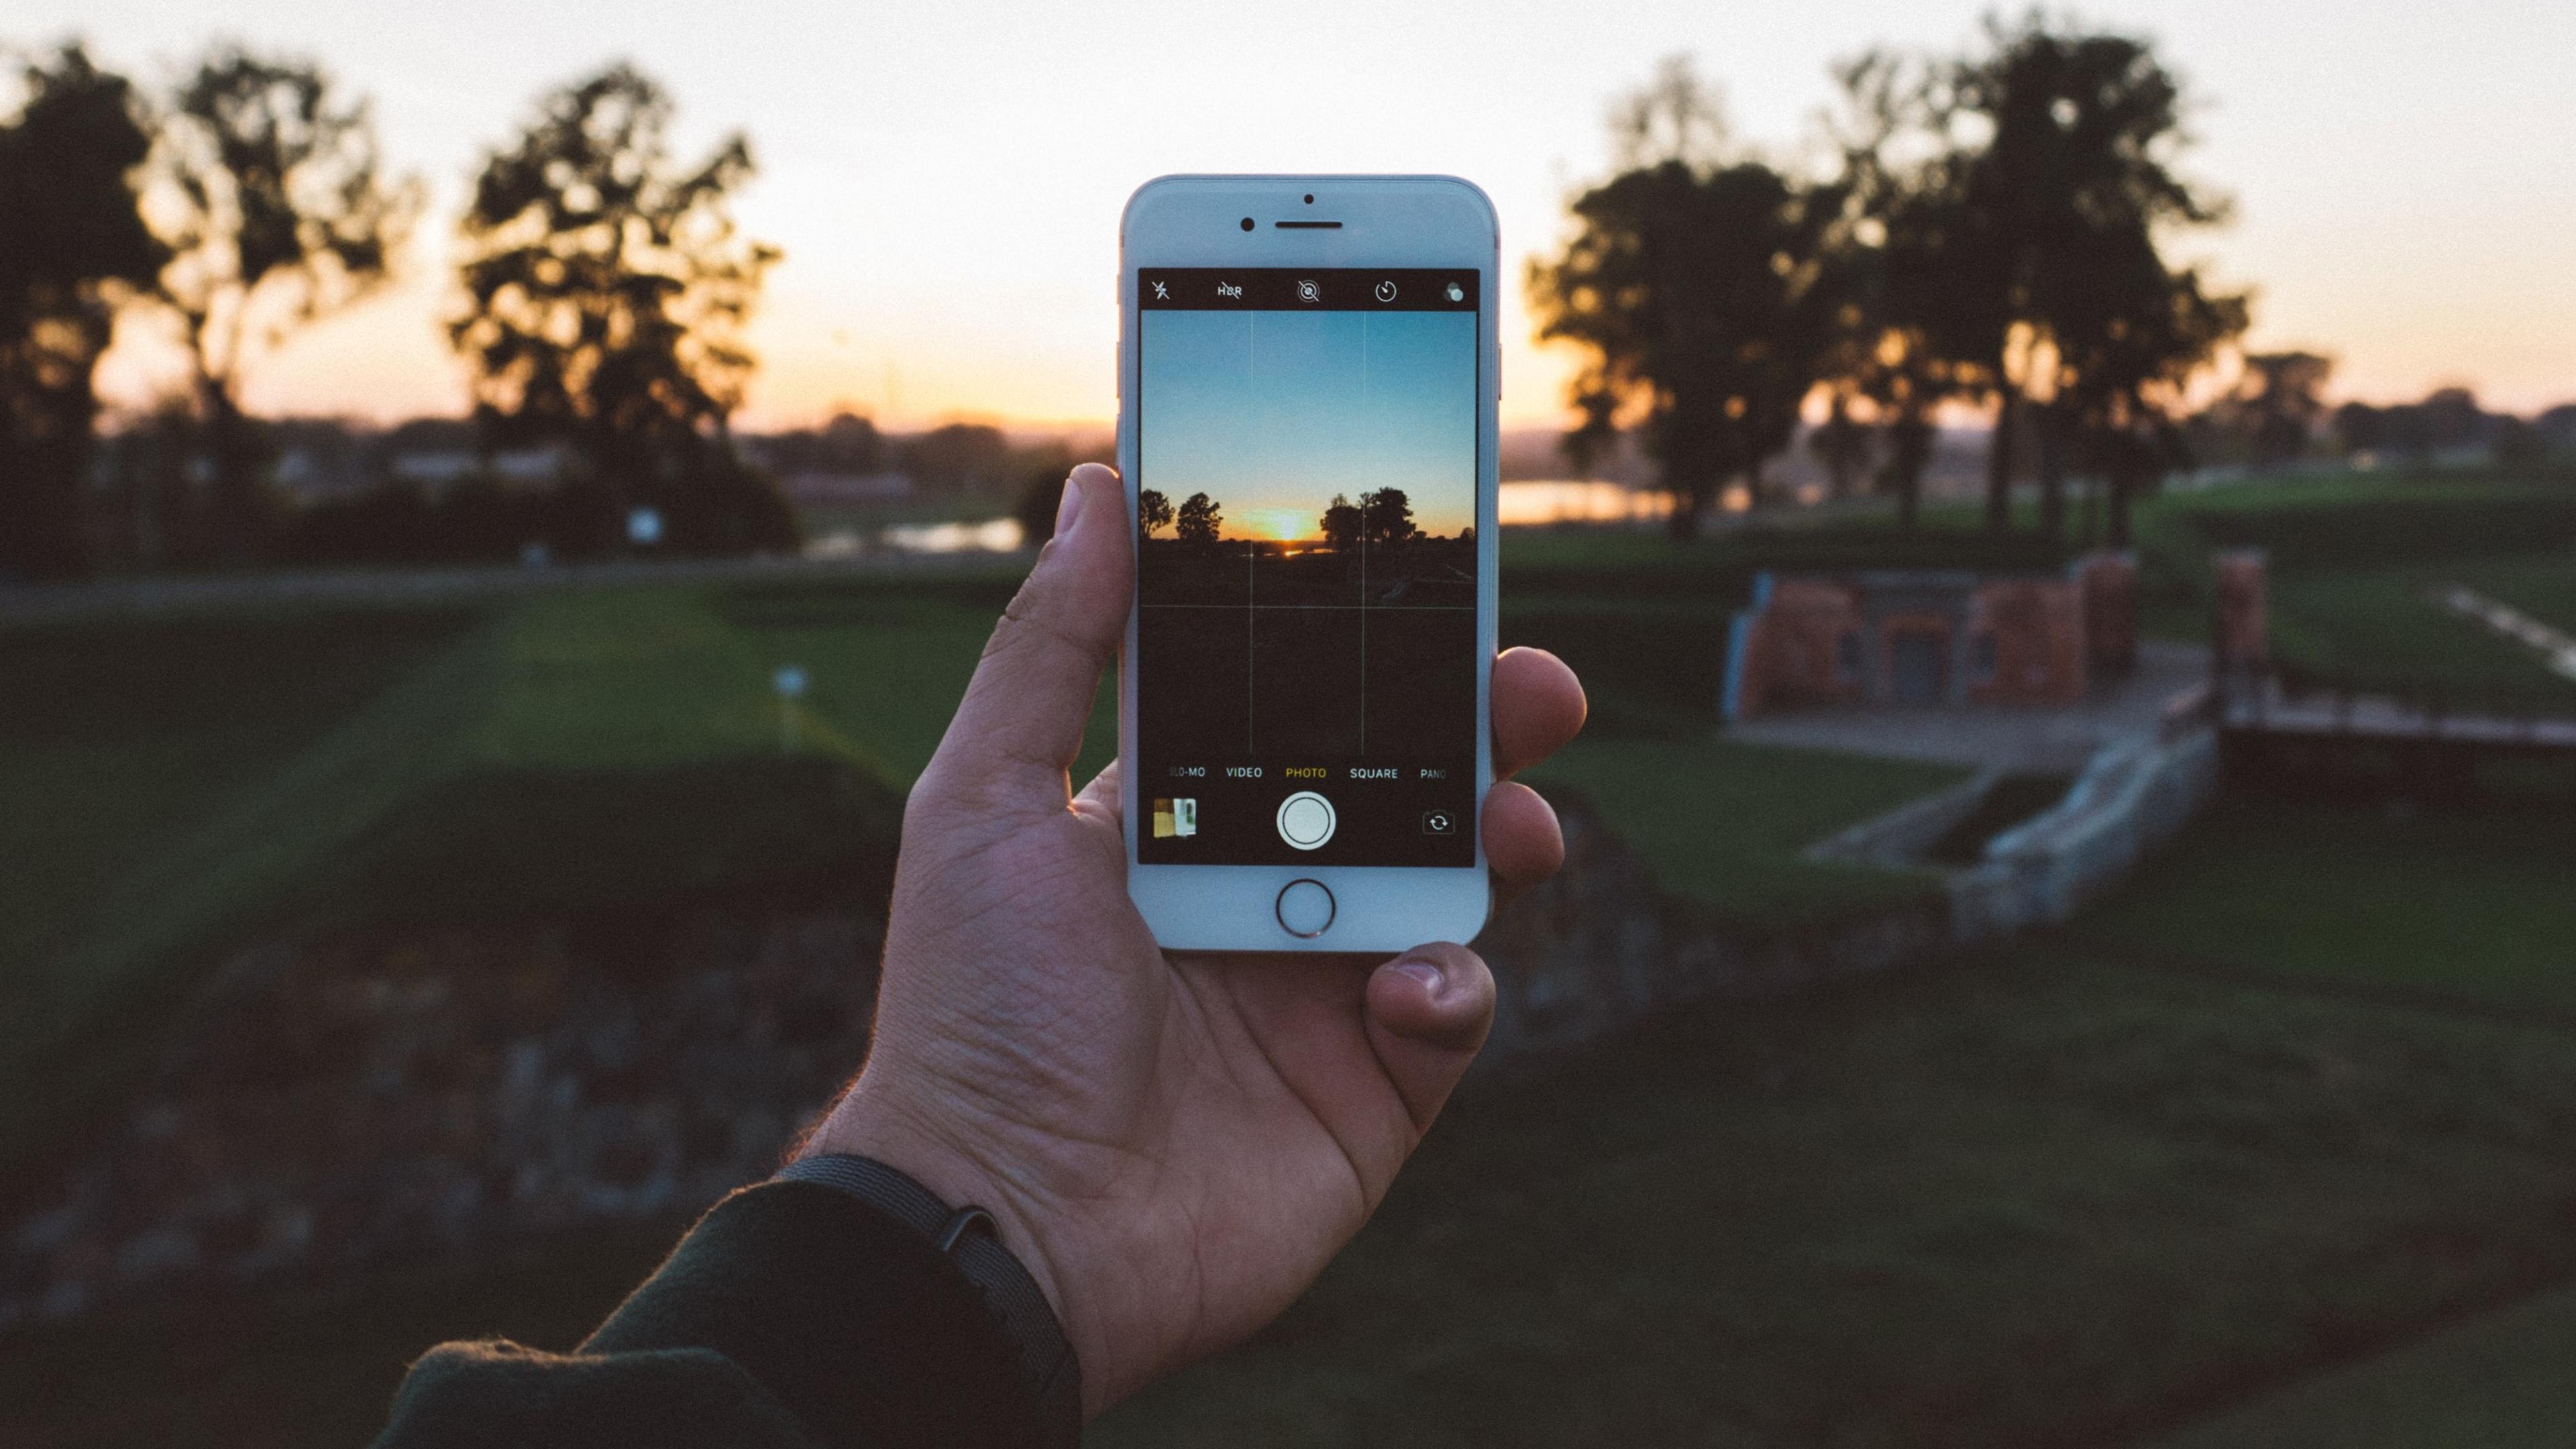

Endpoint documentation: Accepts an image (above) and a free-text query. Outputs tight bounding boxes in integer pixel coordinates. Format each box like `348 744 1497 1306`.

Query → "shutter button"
1275 791 1336 850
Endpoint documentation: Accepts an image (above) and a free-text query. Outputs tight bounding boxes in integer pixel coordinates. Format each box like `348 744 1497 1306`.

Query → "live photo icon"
1153 798 1198 839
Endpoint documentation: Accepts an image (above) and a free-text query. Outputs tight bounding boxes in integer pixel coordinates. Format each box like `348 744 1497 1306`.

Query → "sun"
1235 504 1318 543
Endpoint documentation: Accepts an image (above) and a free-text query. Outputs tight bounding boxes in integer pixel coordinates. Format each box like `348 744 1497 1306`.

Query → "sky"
20 0 2576 432
1140 309 1478 539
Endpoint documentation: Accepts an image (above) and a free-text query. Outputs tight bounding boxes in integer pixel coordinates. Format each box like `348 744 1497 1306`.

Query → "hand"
798 463 1587 1416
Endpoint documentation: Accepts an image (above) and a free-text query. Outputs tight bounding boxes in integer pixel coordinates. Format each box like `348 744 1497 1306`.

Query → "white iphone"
1116 174 1500 953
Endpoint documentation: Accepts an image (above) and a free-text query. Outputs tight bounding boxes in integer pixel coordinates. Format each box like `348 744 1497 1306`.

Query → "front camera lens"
1240 217 1254 231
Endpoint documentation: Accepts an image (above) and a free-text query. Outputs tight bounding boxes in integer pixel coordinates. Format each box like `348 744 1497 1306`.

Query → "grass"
1094 949 2576 1449
19 936 2576 1448
1522 737 1966 927
0 607 475 1014
9 474 2573 1442
0 574 1114 1182
2267 557 2576 707
2125 470 2576 702
2148 1281 2576 1449
2072 797 2576 1018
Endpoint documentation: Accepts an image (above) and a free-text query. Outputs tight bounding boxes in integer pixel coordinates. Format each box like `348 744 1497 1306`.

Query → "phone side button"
1276 879 1336 939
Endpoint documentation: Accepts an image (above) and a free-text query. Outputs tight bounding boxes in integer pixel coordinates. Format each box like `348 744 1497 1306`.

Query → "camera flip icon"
1419 809 1457 837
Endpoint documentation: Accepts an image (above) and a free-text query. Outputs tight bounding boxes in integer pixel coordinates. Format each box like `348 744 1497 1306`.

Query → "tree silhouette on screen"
1320 493 1362 553
153 45 418 561
453 64 786 553
1360 488 1417 546
0 46 164 578
1173 492 1223 547
1136 488 1174 539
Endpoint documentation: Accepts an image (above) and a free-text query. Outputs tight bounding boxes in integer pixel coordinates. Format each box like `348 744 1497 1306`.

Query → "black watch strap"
776 1154 1081 1445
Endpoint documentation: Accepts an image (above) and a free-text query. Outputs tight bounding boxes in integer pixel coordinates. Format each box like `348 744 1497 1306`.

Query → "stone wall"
1949 729 2220 941
2 910 881 1330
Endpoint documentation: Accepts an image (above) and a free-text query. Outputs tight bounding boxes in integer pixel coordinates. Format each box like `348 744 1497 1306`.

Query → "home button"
1275 879 1335 938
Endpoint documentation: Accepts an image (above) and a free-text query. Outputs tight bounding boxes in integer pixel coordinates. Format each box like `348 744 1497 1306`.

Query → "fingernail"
1392 957 1444 994
1053 472 1086 540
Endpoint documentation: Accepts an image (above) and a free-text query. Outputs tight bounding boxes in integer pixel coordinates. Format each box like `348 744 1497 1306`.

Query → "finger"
1493 647 1586 779
1481 780 1563 898
1072 757 1122 822
1363 942 1496 1135
922 464 1128 812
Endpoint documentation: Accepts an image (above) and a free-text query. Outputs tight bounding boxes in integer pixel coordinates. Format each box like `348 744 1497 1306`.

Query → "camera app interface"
1135 268 1481 869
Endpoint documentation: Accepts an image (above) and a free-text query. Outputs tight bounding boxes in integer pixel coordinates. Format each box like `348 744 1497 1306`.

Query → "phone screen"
1134 268 1482 869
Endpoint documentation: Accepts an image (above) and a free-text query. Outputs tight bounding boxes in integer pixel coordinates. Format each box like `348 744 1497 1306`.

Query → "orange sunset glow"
28 0 2573 434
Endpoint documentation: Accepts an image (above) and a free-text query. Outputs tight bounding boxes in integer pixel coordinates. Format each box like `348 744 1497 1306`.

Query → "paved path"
1728 639 2212 773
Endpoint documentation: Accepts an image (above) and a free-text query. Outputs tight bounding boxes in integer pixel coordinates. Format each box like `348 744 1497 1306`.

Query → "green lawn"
17 941 2576 1449
2127 471 2576 700
8 483 2574 1445
2266 557 2576 706
0 606 474 1018
1523 737 1965 927
0 574 1115 1177
2073 798 2576 1018
1094 951 2576 1449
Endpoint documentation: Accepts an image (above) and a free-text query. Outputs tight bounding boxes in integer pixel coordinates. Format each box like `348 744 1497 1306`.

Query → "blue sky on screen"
1140 310 1477 542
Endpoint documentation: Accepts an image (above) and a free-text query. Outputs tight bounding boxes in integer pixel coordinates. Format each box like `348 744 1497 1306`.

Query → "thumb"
1362 943 1497 1136
922 463 1130 812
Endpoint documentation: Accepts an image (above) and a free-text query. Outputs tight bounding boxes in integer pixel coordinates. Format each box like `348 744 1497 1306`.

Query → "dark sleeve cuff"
580 1179 1049 1449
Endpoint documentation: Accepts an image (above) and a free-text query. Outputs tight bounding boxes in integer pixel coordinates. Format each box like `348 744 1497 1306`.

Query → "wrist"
797 1088 1087 1380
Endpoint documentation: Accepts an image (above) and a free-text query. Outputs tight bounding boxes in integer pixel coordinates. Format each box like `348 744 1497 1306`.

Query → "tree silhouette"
1136 487 1174 539
1360 487 1417 546
453 64 783 553
1533 60 1845 537
1926 17 2236 537
1173 491 1222 547
0 46 165 579
902 423 1010 495
154 45 418 561
1821 48 1982 530
1807 392 1874 499
1320 492 1362 553
2237 352 2333 469
2058 242 2246 543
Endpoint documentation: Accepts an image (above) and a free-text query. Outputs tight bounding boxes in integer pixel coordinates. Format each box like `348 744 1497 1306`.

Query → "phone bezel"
1116 174 1500 955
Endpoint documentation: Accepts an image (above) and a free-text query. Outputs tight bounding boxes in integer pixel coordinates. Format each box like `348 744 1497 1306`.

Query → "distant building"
388 445 572 489
1722 552 2138 720
777 470 914 503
